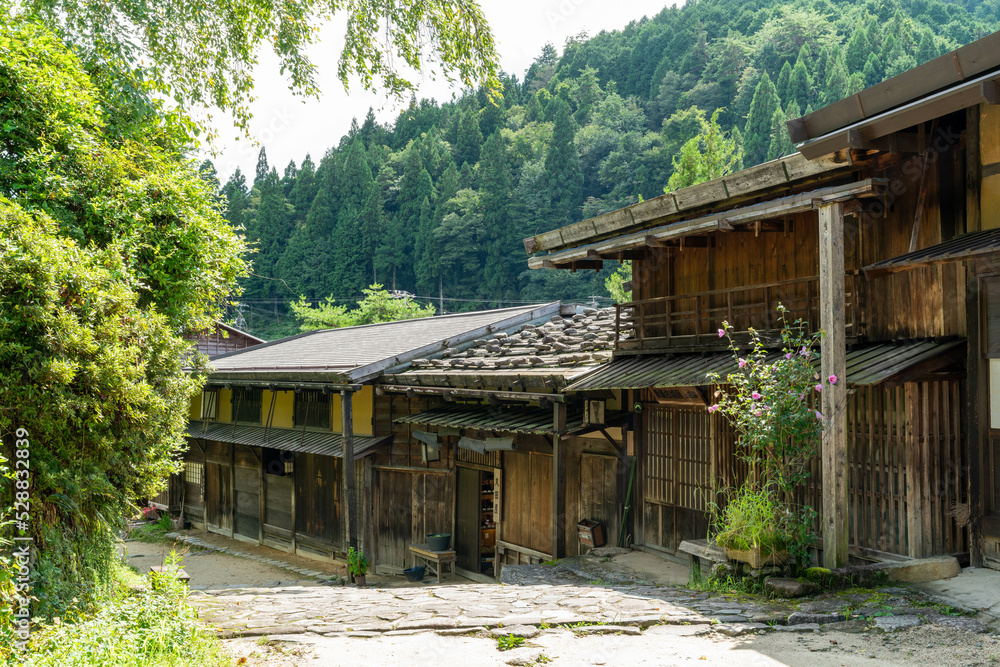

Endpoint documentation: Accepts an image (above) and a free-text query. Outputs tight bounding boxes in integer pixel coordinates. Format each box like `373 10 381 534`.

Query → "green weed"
496 635 525 651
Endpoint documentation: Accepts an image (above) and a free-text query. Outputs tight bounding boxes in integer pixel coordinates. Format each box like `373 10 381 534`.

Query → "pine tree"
824 53 850 106
454 108 483 167
526 92 545 124
543 96 584 228
333 140 380 296
863 53 882 88
766 103 797 161
383 144 434 290
916 30 938 65
277 156 340 297
254 147 270 187
244 167 292 299
776 61 793 104
288 154 317 220
844 26 871 74
221 167 249 230
282 160 298 196
743 72 780 167
848 72 866 96
573 66 602 125
479 131 515 302
413 196 438 296
788 47 812 111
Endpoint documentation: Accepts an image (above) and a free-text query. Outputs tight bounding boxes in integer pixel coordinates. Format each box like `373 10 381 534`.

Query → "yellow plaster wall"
217 388 232 423
332 385 374 436
189 395 201 420
262 390 295 428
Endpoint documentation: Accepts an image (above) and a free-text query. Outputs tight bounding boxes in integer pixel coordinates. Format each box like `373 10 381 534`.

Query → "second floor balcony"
614 274 865 351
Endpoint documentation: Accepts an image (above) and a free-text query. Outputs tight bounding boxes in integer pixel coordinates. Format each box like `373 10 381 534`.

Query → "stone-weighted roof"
406 306 617 373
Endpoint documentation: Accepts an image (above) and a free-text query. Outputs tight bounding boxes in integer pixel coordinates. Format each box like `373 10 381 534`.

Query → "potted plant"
348 547 369 586
712 484 790 568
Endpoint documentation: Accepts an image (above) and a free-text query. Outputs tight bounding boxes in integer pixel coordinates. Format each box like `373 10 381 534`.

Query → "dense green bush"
25 560 227 667
0 16 247 614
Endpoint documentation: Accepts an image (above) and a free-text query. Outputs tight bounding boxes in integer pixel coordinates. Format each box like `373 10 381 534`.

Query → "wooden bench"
149 565 191 583
677 539 727 580
409 543 457 584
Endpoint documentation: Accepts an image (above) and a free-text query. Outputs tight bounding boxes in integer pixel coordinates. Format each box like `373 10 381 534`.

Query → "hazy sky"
207 0 678 182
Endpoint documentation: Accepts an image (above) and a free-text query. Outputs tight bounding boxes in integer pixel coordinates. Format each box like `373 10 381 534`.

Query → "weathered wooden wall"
501 450 552 558
372 468 454 573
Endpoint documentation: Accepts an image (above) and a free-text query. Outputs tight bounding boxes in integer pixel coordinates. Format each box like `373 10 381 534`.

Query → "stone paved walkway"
191 582 711 638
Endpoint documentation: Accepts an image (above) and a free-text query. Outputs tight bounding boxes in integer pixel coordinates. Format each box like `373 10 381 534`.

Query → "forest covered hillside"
215 0 1000 340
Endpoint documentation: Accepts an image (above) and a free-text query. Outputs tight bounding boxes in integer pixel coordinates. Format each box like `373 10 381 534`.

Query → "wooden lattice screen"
643 406 712 512
642 379 969 559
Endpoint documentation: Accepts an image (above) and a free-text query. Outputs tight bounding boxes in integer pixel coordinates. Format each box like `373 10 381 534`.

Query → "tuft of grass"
128 514 174 544
24 554 227 667
496 635 525 651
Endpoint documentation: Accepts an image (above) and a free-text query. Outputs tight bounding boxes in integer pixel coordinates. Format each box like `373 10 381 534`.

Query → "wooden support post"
229 443 236 539
342 390 358 555
819 201 849 569
552 403 567 560
904 383 923 557
966 263 985 566
258 447 265 546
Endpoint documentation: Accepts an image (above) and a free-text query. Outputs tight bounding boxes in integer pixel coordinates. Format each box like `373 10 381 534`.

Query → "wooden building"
522 32 1000 569
377 305 629 580
174 305 560 564
185 321 265 358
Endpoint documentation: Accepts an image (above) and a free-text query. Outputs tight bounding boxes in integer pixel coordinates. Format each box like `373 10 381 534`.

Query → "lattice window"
185 461 203 486
295 390 331 429
232 387 262 423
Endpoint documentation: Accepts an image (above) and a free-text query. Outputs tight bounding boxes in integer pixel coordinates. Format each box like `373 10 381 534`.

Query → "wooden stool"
409 543 457 583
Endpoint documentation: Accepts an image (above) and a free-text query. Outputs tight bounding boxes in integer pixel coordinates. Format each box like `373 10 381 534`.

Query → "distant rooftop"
206 303 561 383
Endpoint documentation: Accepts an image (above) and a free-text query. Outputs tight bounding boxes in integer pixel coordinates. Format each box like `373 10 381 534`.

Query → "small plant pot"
403 566 425 582
723 546 790 569
426 533 451 551
354 574 367 586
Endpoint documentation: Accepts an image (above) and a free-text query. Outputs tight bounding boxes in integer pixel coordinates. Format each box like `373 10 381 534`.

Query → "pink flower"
738 358 746 368
814 384 822 392
718 328 726 338
751 391 762 400
754 410 762 416
784 352 793 359
799 393 806 400
815 410 823 420
828 374 838 385
707 405 719 413
799 346 808 356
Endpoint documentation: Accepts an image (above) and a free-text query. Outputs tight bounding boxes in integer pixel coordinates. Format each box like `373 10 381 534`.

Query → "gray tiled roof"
208 304 558 380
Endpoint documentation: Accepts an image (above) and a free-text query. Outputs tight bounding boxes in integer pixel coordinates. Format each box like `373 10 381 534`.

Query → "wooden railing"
614 274 863 350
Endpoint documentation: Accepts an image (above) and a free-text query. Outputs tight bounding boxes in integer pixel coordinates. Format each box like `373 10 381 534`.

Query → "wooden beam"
819 201 849 568
341 390 358 558
909 125 936 253
552 403 567 560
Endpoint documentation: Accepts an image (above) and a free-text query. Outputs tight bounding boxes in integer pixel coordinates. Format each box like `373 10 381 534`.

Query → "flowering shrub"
708 306 833 493
706 306 835 569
